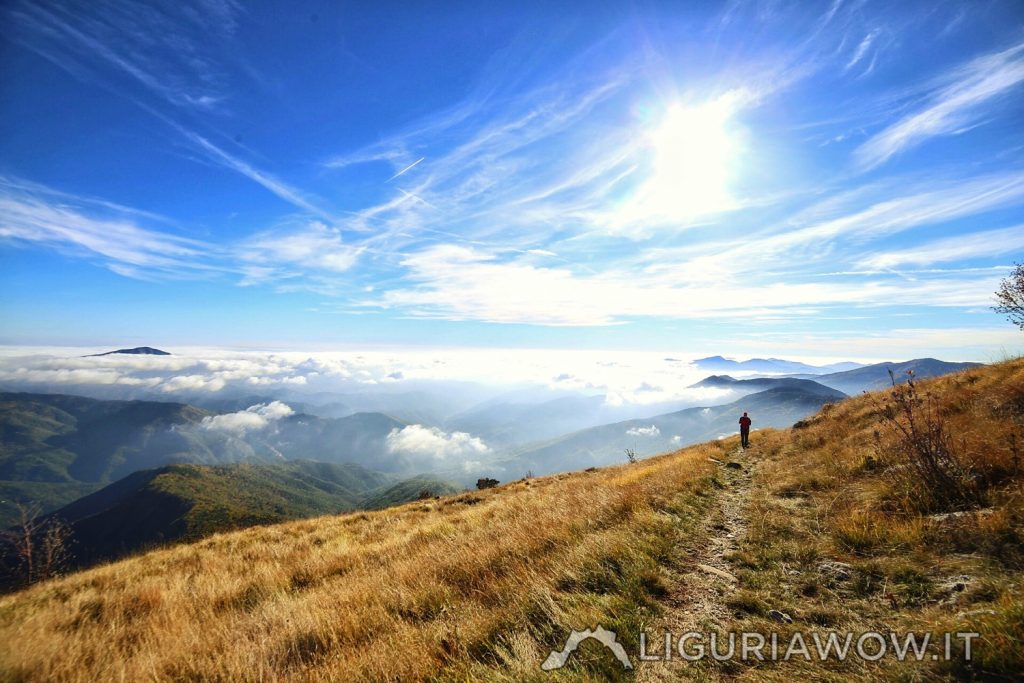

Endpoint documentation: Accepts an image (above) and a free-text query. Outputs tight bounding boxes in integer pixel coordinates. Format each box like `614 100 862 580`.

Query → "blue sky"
1 0 1023 360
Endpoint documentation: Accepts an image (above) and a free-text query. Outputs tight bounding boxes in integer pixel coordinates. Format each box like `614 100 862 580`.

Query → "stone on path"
697 563 738 583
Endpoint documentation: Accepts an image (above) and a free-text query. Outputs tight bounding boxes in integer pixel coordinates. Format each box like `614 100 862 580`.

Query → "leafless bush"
1 503 73 587
872 370 981 512
624 448 637 464
994 262 1024 330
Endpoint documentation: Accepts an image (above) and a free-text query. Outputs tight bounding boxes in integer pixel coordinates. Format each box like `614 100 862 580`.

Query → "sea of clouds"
0 347 778 463
0 346 847 473
0 347 738 407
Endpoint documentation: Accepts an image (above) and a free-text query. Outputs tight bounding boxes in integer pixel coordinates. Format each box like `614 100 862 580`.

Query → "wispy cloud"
313 2 897 261
0 178 362 284
6 0 338 222
857 224 1024 269
855 42 1024 170
362 160 1024 327
768 171 1024 246
0 177 217 278
238 221 363 284
367 241 1004 327
656 171 1024 281
845 28 880 72
324 66 638 254
6 0 241 111
181 129 334 220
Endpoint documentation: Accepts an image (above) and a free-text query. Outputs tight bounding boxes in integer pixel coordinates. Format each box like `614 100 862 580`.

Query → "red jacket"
739 416 751 428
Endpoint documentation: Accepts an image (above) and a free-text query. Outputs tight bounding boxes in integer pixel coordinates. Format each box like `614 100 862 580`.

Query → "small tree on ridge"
994 262 1024 330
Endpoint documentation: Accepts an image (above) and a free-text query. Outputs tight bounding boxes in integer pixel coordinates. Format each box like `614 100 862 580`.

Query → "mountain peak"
88 346 171 357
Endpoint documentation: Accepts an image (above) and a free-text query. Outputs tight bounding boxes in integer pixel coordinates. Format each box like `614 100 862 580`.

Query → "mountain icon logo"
541 625 633 671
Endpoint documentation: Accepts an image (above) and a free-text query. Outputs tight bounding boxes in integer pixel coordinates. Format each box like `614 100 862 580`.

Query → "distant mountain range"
690 356 864 374
0 356 983 570
0 392 426 527
0 392 218 524
471 378 847 480
444 393 609 448
782 358 982 395
86 347 171 356
689 375 843 392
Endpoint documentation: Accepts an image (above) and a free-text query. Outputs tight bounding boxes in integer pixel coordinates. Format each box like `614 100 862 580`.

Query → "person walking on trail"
739 412 752 448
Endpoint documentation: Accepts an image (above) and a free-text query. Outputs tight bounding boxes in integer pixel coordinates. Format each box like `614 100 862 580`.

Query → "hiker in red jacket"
739 412 751 448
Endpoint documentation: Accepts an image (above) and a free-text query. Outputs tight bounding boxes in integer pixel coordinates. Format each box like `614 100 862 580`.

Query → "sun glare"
641 99 737 220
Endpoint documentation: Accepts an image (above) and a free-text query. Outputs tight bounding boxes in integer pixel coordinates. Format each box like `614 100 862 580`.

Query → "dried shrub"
872 370 981 513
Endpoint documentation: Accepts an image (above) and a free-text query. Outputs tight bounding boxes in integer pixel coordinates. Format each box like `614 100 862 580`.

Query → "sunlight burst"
641 98 738 220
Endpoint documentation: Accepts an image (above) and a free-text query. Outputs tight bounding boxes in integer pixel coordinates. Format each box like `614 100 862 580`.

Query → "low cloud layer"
201 401 294 434
385 424 490 460
0 348 747 409
626 425 660 437
0 344 1001 430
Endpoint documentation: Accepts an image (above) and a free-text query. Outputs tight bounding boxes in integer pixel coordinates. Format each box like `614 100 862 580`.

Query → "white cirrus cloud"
0 176 366 289
238 221 363 283
369 240 1008 327
180 130 333 219
385 424 490 459
7 0 240 111
201 401 294 434
0 176 217 278
845 29 881 72
855 42 1024 170
857 224 1024 269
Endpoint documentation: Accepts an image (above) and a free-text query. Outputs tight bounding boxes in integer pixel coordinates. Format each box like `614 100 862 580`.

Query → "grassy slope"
0 439 726 681
0 391 414 528
358 475 464 510
35 462 467 570
151 461 396 534
706 359 1024 682
46 461 396 565
0 393 214 526
0 360 1022 681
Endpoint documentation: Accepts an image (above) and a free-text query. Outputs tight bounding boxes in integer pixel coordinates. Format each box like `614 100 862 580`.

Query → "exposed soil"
637 446 754 681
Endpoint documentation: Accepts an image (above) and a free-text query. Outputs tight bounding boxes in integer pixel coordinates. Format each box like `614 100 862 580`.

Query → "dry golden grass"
723 358 1024 680
4 359 1023 681
0 437 733 682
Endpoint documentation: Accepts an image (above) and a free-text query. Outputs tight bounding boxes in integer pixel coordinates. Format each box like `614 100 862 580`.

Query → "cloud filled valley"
0 347 980 494
0 347 741 420
0 347 865 493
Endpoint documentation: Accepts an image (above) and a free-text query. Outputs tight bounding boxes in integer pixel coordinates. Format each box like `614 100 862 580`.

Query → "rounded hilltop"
86 347 170 357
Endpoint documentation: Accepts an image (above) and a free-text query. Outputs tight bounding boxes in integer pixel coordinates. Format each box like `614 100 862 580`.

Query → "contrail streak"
387 157 425 181
397 187 436 208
